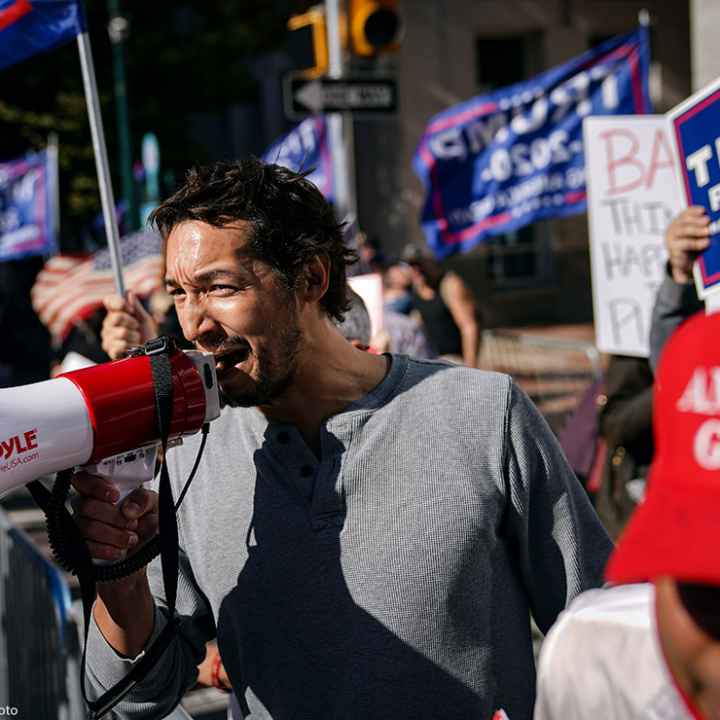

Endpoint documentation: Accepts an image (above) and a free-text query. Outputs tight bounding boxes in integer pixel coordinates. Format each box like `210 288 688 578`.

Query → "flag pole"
76 29 126 296
47 131 60 251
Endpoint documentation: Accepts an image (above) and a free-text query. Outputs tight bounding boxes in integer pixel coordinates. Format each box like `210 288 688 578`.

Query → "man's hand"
102 291 159 360
71 471 159 656
665 206 711 284
71 472 159 564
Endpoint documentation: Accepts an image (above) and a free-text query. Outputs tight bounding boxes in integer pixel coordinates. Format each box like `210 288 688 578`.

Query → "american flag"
31 230 164 343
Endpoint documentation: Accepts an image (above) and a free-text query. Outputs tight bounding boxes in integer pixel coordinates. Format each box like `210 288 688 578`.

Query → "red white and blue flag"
414 27 651 259
0 149 57 261
263 116 334 202
31 230 164 342
0 0 84 71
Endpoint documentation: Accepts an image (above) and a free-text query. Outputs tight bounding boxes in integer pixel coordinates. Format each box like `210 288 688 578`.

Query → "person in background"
405 253 482 367
382 262 414 315
594 354 654 540
535 310 720 719
335 288 372 350
351 231 385 275
335 286 434 361
365 260 434 358
80 159 611 720
649 206 706 372
373 308 435 360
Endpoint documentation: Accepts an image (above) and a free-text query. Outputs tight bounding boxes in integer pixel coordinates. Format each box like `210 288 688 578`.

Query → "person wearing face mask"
535 309 720 720
73 158 611 720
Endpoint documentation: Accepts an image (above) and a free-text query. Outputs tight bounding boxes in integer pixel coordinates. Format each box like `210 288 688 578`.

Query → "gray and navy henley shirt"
87 354 612 719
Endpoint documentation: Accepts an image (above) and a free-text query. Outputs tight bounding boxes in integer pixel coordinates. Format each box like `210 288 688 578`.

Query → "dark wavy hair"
149 158 357 322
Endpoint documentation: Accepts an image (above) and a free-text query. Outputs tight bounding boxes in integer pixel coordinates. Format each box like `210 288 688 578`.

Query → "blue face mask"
384 293 414 315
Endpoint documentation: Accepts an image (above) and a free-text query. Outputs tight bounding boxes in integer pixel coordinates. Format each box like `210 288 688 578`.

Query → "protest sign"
0 150 57 262
668 78 720 299
414 27 651 260
585 116 681 356
348 273 384 338
263 116 334 202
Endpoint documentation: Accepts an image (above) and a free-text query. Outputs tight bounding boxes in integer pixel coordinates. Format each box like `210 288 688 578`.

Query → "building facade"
351 0 692 327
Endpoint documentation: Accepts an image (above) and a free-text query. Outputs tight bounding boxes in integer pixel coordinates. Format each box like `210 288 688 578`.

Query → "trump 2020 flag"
0 149 58 261
414 27 651 259
0 0 84 71
263 116 334 202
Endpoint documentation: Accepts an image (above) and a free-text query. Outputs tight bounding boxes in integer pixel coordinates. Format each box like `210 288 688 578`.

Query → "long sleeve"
649 273 703 373
599 356 654 453
501 382 613 634
85 547 216 719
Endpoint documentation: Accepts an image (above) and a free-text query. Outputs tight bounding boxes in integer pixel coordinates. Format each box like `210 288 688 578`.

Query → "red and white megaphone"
0 339 220 499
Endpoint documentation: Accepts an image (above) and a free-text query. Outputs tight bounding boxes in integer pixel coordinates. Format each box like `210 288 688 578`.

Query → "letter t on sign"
686 144 713 188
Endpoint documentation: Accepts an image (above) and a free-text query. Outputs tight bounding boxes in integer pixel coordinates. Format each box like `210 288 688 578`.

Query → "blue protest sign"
0 150 57 261
0 0 84 71
263 116 334 202
414 27 651 259
668 79 720 299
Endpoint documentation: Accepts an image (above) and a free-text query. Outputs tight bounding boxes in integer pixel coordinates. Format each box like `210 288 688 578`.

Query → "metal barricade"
479 329 603 434
0 507 84 718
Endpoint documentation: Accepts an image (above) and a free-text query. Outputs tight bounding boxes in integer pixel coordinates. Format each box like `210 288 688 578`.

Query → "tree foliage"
0 0 296 251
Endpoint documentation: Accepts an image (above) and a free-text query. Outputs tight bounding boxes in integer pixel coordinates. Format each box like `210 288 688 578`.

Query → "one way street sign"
284 75 397 119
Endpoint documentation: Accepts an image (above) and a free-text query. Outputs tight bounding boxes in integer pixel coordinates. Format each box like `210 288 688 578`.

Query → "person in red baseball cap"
536 310 720 720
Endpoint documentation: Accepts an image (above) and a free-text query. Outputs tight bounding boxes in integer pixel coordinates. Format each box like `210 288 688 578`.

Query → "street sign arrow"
284 75 398 119
296 79 325 114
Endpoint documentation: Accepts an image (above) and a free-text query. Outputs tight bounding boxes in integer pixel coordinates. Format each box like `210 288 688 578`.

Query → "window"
475 35 538 93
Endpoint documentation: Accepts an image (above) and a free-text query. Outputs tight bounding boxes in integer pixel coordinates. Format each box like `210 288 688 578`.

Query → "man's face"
165 220 303 407
655 576 720 719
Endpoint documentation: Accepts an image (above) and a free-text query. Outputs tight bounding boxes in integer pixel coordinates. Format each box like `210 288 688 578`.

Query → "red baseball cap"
606 310 720 586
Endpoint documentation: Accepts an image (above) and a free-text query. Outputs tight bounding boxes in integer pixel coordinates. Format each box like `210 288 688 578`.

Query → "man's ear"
302 255 331 304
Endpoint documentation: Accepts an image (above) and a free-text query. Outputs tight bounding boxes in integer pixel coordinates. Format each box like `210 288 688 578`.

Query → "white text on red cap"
676 368 720 415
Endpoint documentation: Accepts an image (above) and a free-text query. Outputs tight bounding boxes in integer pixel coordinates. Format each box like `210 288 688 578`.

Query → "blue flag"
263 116 334 202
0 149 58 261
414 28 651 259
0 0 84 71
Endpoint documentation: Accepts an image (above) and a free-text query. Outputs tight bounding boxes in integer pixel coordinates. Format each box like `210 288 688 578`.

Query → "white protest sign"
584 116 681 357
348 273 384 339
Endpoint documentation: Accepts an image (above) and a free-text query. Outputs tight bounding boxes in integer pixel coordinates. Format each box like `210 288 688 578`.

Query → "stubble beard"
221 311 303 409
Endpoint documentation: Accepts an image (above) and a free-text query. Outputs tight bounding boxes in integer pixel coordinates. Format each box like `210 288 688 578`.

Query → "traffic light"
287 6 328 78
349 0 401 57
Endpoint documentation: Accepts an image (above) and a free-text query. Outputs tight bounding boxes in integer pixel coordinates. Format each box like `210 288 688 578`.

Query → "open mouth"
215 344 251 372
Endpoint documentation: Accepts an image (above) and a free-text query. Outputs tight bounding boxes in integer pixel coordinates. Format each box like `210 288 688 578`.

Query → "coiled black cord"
43 423 209 583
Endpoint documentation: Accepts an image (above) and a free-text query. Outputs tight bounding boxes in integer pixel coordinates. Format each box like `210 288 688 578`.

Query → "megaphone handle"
82 443 160 565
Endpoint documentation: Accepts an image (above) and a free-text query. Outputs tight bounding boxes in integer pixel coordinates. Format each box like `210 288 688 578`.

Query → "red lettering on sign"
601 129 645 195
645 129 676 189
